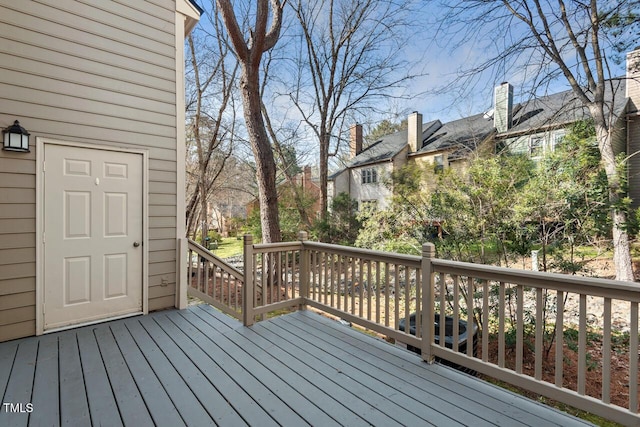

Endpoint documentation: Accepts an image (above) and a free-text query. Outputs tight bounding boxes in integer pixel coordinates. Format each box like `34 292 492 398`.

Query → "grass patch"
212 237 244 259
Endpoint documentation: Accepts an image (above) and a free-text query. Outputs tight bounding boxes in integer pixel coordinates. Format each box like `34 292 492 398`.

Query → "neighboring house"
246 166 321 219
331 48 640 210
0 1 201 341
329 117 443 210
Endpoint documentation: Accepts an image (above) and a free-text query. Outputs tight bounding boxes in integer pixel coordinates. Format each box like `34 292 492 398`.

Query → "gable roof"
188 0 204 15
417 112 495 156
502 78 628 137
332 120 441 177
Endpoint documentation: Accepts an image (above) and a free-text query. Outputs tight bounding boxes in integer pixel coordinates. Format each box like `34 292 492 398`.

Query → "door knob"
133 241 141 247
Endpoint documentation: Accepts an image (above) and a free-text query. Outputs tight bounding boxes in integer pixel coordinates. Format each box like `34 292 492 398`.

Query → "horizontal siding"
148 239 177 252
0 277 36 296
3 291 35 309
0 219 35 234
0 0 180 341
0 205 35 219
0 306 34 326
2 3 175 70
0 248 36 266
629 116 640 208
0 320 35 342
150 217 178 228
148 295 175 311
149 283 176 299
3 55 175 104
0 263 35 281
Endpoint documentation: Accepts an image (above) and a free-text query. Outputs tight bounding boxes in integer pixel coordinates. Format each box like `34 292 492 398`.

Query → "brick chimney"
408 111 423 152
350 124 363 158
627 48 640 114
494 82 513 133
302 165 311 188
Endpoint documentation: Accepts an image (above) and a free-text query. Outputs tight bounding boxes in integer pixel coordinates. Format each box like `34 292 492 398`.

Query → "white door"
43 143 143 331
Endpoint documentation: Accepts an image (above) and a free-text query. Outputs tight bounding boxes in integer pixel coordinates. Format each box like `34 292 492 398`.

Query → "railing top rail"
253 241 303 252
432 258 640 302
303 241 421 267
187 239 244 278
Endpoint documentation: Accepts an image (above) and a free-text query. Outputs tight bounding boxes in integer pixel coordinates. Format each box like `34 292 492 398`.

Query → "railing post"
243 234 255 326
298 231 309 310
176 237 188 309
421 242 436 363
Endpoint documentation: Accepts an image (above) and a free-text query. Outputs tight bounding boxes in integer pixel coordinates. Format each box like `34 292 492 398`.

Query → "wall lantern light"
3 120 30 152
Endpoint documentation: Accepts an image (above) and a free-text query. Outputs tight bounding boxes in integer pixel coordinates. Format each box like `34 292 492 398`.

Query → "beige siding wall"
628 116 640 208
0 0 179 341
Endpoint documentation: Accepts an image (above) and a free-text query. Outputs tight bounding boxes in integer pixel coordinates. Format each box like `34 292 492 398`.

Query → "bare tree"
286 0 422 220
432 0 639 281
216 0 285 243
185 19 239 241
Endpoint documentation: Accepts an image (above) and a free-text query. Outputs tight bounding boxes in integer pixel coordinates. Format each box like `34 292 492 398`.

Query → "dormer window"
361 168 377 184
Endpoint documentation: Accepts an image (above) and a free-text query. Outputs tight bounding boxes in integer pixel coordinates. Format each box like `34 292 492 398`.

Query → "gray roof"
418 112 494 156
331 78 629 177
188 0 204 15
503 78 628 136
333 120 441 175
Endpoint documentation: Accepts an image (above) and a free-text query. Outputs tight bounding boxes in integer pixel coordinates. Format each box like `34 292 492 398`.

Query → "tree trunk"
593 118 634 281
241 68 281 243
319 129 330 220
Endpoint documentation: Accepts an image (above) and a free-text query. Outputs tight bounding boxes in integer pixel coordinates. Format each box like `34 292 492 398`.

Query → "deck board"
92 325 154 427
0 305 593 427
107 321 186 427
283 312 548 426
58 331 91 426
77 327 124 427
30 334 60 426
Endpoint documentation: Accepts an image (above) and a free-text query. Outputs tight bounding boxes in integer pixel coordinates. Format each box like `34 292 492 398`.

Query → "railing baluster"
359 258 364 318
336 254 342 311
385 263 390 327
367 261 373 321
467 277 474 357
394 264 400 330
439 272 446 350
453 275 459 353
351 257 356 315
405 266 411 338
578 294 586 395
196 255 202 292
602 297 611 404
415 268 421 339
323 252 328 305
498 282 505 368
376 261 381 324
535 287 543 380
630 301 639 413
483 280 489 362
516 284 523 374
188 249 193 290
555 290 564 387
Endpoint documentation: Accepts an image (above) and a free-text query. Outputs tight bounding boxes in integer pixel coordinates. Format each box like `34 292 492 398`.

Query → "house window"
434 155 444 173
529 136 543 157
361 168 377 184
551 131 565 150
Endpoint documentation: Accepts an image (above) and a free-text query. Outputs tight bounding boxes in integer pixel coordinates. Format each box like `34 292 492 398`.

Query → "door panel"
44 144 143 330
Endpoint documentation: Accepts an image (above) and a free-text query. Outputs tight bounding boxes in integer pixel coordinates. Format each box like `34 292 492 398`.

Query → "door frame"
35 137 149 335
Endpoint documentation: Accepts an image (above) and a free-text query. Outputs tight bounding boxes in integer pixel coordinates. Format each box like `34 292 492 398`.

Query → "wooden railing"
187 239 244 320
428 254 640 425
236 234 640 425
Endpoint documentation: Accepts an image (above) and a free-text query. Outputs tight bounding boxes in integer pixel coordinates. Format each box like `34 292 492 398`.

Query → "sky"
191 0 633 167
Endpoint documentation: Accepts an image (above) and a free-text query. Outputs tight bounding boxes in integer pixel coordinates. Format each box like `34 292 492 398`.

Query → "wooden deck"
0 305 592 426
